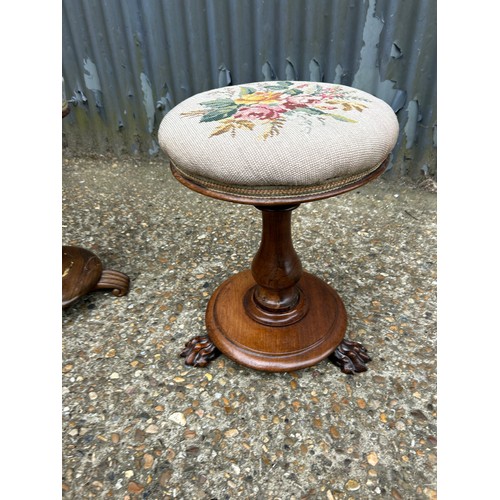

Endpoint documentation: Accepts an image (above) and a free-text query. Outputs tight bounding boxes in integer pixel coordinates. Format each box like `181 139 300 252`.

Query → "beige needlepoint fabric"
158 81 399 189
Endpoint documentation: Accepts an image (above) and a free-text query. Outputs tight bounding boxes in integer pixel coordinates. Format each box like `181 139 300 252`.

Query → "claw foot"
330 339 372 374
180 335 221 367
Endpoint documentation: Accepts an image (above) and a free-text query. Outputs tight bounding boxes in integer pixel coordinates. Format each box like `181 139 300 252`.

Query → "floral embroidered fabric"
158 81 399 191
180 81 370 140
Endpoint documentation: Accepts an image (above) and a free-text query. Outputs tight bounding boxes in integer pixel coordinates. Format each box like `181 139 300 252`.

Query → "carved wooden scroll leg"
93 269 130 297
329 339 372 374
180 335 221 367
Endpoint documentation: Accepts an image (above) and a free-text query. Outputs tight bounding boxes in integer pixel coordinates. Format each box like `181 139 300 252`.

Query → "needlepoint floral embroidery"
181 81 370 140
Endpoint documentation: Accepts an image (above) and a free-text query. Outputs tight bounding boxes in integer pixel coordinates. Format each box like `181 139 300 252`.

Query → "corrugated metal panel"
62 0 436 178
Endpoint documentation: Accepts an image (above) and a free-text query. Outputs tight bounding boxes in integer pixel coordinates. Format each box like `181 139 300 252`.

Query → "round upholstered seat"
159 81 398 204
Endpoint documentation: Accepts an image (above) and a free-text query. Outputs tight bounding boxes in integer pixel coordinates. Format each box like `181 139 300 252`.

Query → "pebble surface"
62 155 437 499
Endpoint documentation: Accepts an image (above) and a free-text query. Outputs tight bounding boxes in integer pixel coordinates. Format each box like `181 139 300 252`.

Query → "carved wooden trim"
180 336 221 367
329 339 372 374
93 269 130 297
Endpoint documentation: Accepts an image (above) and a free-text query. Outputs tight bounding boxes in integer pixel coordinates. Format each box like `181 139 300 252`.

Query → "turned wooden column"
245 205 309 326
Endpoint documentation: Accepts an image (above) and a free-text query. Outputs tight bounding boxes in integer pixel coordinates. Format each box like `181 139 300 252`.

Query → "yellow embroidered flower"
234 91 282 105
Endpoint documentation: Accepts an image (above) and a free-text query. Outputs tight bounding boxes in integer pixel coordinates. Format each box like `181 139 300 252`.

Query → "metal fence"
62 0 436 178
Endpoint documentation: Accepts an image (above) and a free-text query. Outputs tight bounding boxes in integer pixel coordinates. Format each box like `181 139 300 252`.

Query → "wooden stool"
158 81 398 374
62 246 130 308
62 99 130 309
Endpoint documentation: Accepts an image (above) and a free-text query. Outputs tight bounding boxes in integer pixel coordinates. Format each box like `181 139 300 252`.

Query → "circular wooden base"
206 270 347 372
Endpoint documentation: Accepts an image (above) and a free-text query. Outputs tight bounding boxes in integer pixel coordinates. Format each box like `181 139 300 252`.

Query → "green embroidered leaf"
301 107 326 115
200 107 238 122
239 87 256 95
327 114 357 123
200 98 237 109
265 81 294 90
285 88 304 96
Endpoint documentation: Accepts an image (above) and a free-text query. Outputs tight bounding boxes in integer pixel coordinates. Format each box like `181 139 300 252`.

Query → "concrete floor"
62 155 437 499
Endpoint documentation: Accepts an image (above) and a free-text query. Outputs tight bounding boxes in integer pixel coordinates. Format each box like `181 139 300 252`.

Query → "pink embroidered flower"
282 95 321 110
234 104 287 121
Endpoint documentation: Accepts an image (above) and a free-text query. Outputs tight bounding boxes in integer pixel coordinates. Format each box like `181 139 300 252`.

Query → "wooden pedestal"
181 205 371 374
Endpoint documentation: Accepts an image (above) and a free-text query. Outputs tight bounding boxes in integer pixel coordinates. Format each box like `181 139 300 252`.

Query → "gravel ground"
62 155 437 499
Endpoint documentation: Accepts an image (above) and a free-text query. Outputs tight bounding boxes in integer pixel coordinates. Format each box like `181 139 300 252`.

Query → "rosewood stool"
158 81 398 374
62 98 130 309
62 246 130 308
